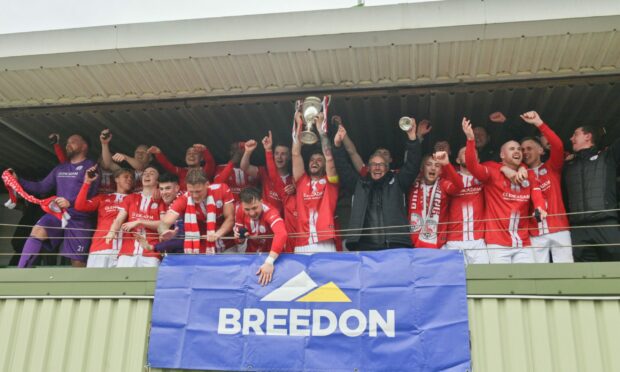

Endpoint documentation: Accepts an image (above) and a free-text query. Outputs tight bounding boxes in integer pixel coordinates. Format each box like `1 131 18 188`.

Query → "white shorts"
531 230 574 263
295 239 337 255
487 244 535 264
116 255 160 268
223 241 247 254
86 249 118 268
444 239 489 264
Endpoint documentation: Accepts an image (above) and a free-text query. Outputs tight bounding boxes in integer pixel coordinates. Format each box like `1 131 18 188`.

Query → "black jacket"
334 139 422 250
564 140 620 224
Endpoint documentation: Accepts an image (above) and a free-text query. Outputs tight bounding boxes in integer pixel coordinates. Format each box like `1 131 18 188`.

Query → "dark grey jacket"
564 140 620 224
334 139 422 249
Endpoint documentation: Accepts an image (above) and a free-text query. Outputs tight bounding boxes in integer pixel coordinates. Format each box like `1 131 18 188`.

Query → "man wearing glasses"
333 120 423 251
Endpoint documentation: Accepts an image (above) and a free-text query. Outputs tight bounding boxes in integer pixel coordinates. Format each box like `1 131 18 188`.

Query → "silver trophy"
300 96 323 145
399 116 414 131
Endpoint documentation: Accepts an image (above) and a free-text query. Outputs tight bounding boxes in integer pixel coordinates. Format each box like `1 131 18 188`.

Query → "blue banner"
148 249 471 371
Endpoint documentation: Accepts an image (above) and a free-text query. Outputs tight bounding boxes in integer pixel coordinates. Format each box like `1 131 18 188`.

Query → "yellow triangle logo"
295 282 351 303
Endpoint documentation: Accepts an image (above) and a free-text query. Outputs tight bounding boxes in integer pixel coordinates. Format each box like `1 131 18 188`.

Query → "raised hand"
433 140 450 154
193 144 207 152
462 117 474 140
244 139 258 153
417 119 432 138
489 111 507 124
433 151 450 166
112 153 127 163
84 165 99 183
316 113 326 134
405 117 418 141
520 111 543 127
48 133 60 145
100 129 112 144
147 146 161 154
334 125 347 147
293 111 303 143
262 131 273 151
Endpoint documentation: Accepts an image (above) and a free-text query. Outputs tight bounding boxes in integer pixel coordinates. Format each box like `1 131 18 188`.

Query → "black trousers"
571 219 620 262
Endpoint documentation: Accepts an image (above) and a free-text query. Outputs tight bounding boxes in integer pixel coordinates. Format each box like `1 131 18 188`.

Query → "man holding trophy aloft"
333 115 423 251
291 96 340 254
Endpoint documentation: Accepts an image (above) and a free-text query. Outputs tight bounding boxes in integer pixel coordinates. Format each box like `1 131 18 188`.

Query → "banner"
148 249 471 371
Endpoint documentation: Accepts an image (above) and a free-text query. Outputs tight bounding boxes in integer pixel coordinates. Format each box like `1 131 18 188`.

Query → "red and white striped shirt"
118 192 166 258
295 174 338 246
529 123 570 236
446 171 485 242
74 184 127 252
465 140 545 247
214 163 258 203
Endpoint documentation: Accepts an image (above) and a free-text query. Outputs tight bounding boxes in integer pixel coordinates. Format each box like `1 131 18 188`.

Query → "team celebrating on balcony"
5 103 620 280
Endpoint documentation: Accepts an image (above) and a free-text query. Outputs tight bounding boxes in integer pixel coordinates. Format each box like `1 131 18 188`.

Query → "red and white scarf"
320 95 330 134
183 191 217 254
2 170 71 227
291 99 302 144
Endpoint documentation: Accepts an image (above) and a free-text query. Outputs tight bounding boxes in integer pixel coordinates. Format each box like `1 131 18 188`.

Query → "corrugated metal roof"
1 74 619 178
0 30 619 109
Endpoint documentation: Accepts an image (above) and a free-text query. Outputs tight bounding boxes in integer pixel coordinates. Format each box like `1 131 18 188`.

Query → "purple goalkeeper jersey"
20 159 100 219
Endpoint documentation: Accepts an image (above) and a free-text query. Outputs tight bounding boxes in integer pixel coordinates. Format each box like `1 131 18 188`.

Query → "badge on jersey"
410 213 423 232
539 168 547 176
420 219 438 241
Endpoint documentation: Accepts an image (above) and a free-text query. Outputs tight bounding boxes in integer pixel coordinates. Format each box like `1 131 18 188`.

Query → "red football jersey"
465 140 545 247
446 171 485 242
118 192 166 258
265 150 297 252
169 183 235 253
235 202 287 254
295 174 339 246
529 123 570 236
154 148 216 190
214 163 258 203
257 166 292 216
408 164 463 248
74 183 127 252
